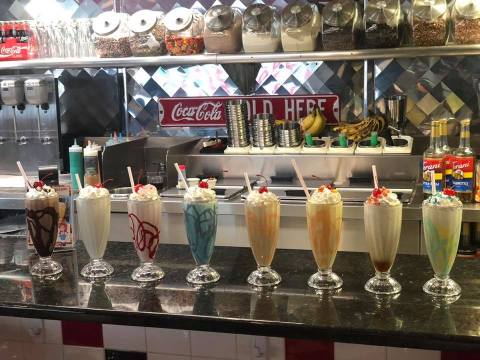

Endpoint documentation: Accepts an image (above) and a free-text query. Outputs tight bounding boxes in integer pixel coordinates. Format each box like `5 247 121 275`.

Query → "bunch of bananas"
300 106 326 137
333 115 385 142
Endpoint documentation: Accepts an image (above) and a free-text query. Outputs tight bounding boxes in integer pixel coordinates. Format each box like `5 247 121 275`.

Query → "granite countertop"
0 240 479 351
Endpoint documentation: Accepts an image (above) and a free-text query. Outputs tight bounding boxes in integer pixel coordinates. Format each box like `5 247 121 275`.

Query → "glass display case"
204 5 243 54
364 0 402 48
322 0 360 51
242 4 281 53
453 0 480 45
93 12 132 58
128 10 167 57
164 7 205 56
411 0 448 47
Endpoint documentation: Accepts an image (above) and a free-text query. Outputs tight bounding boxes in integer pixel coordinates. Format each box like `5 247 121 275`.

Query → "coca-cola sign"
158 95 340 127
0 43 31 61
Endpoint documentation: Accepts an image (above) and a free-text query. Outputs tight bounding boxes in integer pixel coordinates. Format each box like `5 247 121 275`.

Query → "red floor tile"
61 320 103 347
286 339 334 360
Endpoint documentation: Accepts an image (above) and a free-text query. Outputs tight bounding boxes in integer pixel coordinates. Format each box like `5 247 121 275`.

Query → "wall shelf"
2 44 480 70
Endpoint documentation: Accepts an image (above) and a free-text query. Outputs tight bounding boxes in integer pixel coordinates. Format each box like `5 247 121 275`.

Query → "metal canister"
225 99 250 148
252 113 275 148
276 122 301 148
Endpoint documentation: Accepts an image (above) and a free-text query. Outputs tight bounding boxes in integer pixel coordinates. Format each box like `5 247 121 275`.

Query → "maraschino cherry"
33 180 45 189
134 184 144 193
259 186 268 194
443 188 456 196
199 181 209 189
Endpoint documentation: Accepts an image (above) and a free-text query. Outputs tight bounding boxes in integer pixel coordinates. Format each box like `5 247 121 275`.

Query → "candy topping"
366 187 401 206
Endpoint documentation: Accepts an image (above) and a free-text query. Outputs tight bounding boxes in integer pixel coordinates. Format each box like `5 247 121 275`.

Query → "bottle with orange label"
423 120 445 198
452 119 476 203
439 119 453 189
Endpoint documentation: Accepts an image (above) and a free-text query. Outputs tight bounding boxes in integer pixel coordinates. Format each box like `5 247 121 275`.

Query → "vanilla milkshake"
423 189 463 297
364 187 402 295
128 184 164 282
77 185 113 279
307 185 343 290
244 186 281 287
26 181 62 277
183 181 220 285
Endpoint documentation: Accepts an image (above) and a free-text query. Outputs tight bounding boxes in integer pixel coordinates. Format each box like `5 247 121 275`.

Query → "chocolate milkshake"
25 181 63 277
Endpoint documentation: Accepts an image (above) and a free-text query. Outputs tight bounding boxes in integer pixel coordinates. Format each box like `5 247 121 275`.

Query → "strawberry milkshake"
77 184 114 279
364 187 402 295
128 183 164 282
307 184 343 290
244 185 281 287
423 188 463 297
26 181 63 277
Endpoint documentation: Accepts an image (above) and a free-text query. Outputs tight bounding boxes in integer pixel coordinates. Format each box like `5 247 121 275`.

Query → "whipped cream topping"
78 185 110 199
184 185 216 202
366 187 401 206
26 185 57 199
245 189 279 207
423 191 462 207
309 185 342 204
129 184 159 201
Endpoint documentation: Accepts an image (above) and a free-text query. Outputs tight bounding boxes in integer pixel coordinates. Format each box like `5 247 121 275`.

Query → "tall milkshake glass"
423 189 462 297
307 185 343 290
364 187 402 295
183 182 220 285
128 184 164 282
77 185 114 279
244 186 281 287
25 182 63 277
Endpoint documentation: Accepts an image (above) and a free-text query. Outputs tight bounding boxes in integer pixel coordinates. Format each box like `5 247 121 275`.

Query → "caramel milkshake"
307 185 343 290
364 187 402 295
244 186 281 287
128 184 164 282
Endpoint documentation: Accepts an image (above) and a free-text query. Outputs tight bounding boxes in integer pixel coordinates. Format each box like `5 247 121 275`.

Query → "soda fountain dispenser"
0 79 24 145
24 78 53 144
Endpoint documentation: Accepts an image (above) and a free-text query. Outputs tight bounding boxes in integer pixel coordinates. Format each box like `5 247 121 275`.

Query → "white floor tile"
148 354 190 360
103 324 146 352
20 318 44 344
0 317 23 341
387 347 441 360
236 334 252 360
43 320 62 345
191 331 236 359
23 343 62 360
146 328 190 355
64 345 105 360
0 340 23 359
267 337 285 360
334 343 387 360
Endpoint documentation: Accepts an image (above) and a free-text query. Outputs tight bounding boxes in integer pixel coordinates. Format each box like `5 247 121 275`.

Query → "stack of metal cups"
225 100 250 148
276 122 301 147
252 113 275 149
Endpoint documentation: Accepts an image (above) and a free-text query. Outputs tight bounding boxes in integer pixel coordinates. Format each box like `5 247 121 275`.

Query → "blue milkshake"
183 183 220 285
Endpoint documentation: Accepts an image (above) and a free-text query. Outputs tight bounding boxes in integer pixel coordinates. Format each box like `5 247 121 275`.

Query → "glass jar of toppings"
411 0 448 47
128 10 166 57
322 0 360 50
281 0 321 52
242 4 281 53
204 5 242 54
164 7 205 56
364 0 401 48
93 12 132 58
452 0 480 45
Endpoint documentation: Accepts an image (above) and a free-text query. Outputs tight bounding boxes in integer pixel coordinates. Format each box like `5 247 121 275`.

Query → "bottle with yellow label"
452 119 476 203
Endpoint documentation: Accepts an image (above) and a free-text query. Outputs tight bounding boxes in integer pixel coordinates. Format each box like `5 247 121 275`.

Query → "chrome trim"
4 45 480 69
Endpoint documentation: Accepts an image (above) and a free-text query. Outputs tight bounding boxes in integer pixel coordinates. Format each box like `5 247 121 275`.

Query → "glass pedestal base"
132 263 165 283
308 269 343 290
31 257 63 278
186 265 220 285
247 266 281 287
365 271 401 295
423 275 461 297
81 259 114 279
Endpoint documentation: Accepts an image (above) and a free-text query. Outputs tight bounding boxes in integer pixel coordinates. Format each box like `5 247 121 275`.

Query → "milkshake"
364 187 402 295
77 185 113 279
307 185 343 290
25 181 63 277
183 181 220 284
423 188 463 297
128 184 164 282
244 185 281 287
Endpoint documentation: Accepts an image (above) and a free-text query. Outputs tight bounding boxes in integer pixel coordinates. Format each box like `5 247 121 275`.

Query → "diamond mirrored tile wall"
127 61 365 135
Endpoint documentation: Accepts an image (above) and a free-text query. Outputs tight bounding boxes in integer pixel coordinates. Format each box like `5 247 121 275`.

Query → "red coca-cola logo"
171 101 223 122
0 45 23 57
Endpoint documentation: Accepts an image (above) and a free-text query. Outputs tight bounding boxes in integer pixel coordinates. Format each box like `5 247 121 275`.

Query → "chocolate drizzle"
26 206 58 257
